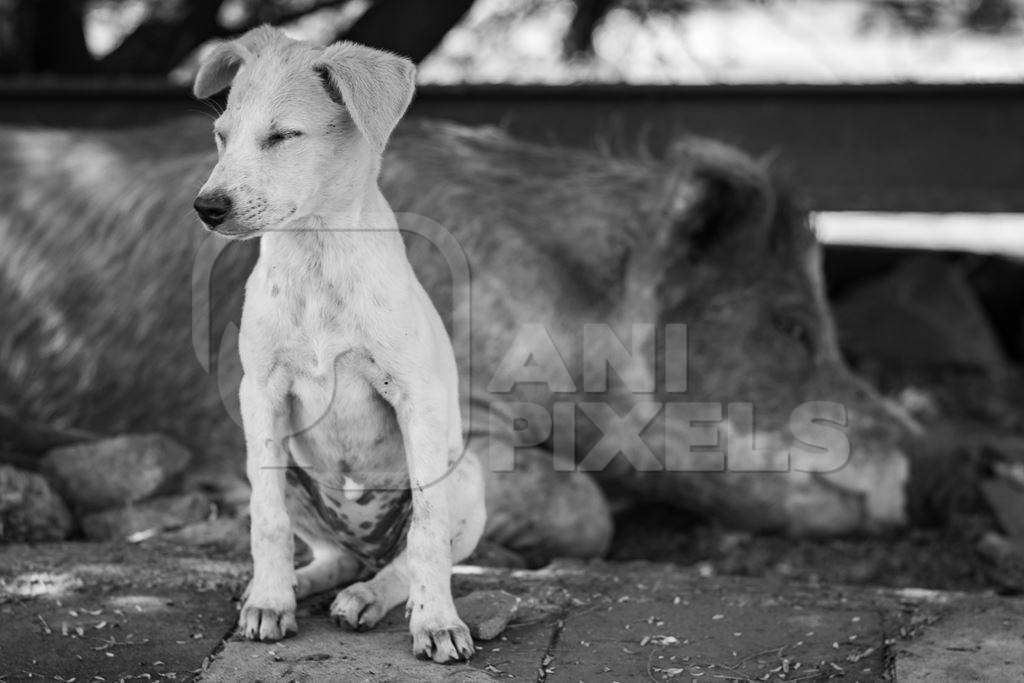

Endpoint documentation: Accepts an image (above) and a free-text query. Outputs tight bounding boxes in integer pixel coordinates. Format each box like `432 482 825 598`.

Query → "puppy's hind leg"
330 451 485 661
295 543 363 600
288 487 365 600
330 551 410 632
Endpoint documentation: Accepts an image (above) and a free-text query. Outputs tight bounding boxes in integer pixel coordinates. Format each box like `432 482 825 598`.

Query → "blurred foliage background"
1 0 1022 83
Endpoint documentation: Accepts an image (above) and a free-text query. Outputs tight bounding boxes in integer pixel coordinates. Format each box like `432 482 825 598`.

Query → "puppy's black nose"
193 192 232 227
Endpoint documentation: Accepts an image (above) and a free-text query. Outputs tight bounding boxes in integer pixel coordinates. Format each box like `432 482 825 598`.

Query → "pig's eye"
265 130 303 148
772 312 814 353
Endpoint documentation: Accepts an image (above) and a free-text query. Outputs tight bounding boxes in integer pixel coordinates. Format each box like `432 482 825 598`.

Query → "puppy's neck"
257 182 407 288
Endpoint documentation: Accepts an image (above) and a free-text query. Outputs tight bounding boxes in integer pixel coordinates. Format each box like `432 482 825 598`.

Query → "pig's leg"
471 431 613 564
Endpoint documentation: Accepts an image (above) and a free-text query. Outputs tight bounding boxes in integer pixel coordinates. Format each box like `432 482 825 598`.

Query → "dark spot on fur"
356 490 375 505
285 461 352 534
363 489 412 544
271 284 280 296
285 457 412 573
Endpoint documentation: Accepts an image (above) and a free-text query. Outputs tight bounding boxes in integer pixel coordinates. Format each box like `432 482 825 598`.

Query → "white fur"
193 27 485 663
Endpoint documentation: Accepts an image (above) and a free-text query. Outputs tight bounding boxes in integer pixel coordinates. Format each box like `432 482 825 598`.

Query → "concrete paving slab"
550 598 881 681
895 601 1024 682
532 562 886 682
477 608 561 679
199 615 495 683
0 541 245 682
2 544 1023 682
0 589 235 682
199 578 565 681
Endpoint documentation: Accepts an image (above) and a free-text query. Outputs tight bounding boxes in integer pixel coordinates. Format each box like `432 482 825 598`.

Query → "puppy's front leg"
396 387 473 662
238 375 298 642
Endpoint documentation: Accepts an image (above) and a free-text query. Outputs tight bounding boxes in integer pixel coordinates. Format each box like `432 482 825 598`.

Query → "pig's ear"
665 139 776 261
632 140 781 308
193 41 245 99
193 26 284 99
313 42 415 154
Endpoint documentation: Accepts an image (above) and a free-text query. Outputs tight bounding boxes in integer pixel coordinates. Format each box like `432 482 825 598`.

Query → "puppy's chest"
257 286 363 371
245 266 412 567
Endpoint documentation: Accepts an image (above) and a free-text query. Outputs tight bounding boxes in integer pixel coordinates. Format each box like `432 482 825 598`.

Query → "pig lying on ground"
0 117 913 561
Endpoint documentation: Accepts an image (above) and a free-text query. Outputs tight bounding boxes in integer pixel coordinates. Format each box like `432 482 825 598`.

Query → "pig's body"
0 117 911 560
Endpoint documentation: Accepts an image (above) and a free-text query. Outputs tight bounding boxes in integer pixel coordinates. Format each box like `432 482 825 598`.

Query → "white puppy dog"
192 26 485 663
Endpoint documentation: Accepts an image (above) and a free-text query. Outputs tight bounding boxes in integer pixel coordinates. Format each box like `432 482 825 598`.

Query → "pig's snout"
193 191 232 227
785 400 914 536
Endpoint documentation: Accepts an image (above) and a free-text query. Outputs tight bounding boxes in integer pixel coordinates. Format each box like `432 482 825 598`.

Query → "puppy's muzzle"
194 191 233 227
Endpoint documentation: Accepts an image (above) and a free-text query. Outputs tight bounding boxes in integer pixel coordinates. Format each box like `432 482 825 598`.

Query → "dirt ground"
611 504 991 592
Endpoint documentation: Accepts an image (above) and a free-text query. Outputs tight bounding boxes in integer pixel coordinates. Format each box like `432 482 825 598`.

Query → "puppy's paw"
409 610 474 663
238 581 297 642
330 582 387 631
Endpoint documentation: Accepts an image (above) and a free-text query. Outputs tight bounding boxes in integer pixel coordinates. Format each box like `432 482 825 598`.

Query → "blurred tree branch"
563 0 1022 59
225 0 354 34
0 0 1020 77
0 0 93 74
97 0 226 75
0 0 478 76
564 0 614 57
342 0 476 63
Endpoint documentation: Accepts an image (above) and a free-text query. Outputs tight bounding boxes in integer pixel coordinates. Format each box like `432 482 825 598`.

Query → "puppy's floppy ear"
314 42 415 154
193 25 285 99
193 41 244 99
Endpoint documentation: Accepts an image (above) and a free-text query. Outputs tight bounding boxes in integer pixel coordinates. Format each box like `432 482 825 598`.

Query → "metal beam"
1 82 1022 212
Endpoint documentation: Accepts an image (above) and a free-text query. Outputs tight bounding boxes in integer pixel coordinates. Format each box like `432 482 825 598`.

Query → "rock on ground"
41 433 192 511
81 492 212 541
160 515 250 551
0 465 74 542
454 590 521 641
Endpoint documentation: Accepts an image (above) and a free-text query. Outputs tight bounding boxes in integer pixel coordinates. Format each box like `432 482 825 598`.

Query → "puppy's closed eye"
265 129 303 148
